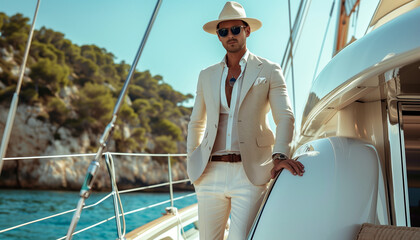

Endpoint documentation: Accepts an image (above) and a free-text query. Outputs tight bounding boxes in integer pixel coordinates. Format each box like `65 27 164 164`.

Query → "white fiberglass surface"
249 137 380 240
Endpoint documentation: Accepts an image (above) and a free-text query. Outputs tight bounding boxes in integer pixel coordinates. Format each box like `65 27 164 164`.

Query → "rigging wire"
281 0 303 69
280 0 312 118
65 0 163 238
312 0 336 82
290 0 312 60
287 0 296 115
281 0 310 72
0 0 41 174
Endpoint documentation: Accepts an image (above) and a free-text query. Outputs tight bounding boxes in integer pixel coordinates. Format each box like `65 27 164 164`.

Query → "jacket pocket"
256 131 275 147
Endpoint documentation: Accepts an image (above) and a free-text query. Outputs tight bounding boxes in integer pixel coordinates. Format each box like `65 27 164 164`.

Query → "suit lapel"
208 63 223 114
238 53 263 109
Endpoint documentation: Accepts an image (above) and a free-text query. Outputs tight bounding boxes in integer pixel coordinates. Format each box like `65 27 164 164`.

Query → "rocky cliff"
0 13 193 191
0 104 191 191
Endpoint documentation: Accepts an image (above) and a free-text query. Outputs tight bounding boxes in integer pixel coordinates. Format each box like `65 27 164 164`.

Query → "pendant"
229 77 236 87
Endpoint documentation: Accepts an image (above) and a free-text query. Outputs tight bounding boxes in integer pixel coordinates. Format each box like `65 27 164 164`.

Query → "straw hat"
203 1 262 34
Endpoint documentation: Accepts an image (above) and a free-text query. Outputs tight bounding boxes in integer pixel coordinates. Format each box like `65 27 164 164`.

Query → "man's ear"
245 27 251 37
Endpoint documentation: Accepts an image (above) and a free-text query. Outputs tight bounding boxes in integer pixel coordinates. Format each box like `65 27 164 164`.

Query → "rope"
175 208 187 240
105 153 126 238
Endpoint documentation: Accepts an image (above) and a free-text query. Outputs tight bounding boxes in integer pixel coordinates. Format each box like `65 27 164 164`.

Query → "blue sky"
0 0 379 132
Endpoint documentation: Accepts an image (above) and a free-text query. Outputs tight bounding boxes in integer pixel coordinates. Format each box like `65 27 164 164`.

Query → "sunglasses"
217 25 246 37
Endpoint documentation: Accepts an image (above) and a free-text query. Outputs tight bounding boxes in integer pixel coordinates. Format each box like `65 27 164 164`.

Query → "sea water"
0 189 197 239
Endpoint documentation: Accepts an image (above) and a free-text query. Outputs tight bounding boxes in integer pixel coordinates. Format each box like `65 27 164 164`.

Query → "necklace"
229 75 236 87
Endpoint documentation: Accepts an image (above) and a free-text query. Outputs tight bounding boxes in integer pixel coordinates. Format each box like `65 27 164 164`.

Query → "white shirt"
212 50 249 156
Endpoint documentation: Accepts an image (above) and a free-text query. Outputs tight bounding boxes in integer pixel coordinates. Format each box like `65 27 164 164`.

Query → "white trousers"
194 161 267 240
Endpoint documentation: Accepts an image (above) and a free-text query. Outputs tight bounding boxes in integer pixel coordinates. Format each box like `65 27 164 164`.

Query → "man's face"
217 20 250 53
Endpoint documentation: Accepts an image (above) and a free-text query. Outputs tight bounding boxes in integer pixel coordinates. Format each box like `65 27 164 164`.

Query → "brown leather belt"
211 154 241 162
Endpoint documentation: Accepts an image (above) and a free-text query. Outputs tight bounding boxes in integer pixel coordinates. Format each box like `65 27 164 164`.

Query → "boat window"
401 106 420 227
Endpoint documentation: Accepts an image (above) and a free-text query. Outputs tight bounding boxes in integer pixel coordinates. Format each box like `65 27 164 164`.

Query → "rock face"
0 104 191 191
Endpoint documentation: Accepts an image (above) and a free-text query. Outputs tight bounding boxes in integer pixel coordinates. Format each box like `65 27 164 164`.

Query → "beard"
224 39 244 53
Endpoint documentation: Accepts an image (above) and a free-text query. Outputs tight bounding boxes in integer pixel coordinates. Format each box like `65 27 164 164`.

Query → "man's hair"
217 20 249 29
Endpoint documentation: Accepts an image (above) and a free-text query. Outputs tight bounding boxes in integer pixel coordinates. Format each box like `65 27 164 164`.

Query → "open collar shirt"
212 50 249 156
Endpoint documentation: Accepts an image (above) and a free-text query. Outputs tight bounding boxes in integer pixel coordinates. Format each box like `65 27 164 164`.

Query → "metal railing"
0 152 195 239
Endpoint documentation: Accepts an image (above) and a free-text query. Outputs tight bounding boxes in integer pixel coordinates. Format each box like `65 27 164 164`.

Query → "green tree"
154 135 177 154
0 12 6 31
35 27 65 46
30 41 58 62
74 82 115 133
1 13 30 51
128 85 145 100
30 58 70 94
47 97 70 137
132 98 151 131
0 12 194 154
151 119 182 141
119 103 139 126
131 127 147 147
73 56 99 82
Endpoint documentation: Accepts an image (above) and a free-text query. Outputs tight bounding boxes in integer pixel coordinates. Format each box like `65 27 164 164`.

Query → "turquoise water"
0 189 197 239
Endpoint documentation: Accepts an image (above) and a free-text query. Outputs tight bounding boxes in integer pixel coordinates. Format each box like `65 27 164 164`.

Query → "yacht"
249 0 420 239
131 0 420 239
1 0 419 239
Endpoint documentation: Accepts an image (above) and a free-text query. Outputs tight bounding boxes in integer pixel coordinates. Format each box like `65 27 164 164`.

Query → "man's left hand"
270 158 305 179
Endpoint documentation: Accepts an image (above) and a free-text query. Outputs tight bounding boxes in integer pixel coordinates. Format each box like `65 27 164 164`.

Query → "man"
187 2 305 239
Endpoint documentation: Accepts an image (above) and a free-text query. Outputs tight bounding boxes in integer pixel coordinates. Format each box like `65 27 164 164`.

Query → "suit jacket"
187 52 294 186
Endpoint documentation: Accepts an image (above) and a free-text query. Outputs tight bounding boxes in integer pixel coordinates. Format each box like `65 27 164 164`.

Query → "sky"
0 0 380 133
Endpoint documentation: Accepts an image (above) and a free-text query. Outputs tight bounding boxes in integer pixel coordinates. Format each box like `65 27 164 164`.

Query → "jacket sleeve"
268 64 295 157
187 70 207 155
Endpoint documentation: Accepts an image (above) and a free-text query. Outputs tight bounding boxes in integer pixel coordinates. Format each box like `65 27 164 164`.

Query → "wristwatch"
273 153 288 161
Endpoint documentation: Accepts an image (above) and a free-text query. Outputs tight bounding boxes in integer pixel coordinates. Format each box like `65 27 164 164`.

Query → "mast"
332 0 360 55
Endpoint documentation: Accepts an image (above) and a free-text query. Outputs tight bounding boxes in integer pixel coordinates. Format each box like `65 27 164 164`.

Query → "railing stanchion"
167 154 174 208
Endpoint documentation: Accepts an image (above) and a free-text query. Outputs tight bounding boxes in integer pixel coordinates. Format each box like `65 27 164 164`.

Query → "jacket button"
209 147 211 150
214 124 217 128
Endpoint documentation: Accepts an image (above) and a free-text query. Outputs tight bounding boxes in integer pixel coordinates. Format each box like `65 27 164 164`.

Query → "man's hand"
270 158 305 179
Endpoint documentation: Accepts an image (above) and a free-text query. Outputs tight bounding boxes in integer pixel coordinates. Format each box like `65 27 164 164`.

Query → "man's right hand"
270 159 305 179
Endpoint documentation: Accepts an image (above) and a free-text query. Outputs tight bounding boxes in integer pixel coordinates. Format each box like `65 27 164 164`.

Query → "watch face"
273 153 287 160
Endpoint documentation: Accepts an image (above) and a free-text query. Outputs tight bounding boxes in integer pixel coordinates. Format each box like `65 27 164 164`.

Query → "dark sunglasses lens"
218 28 228 37
231 26 241 35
